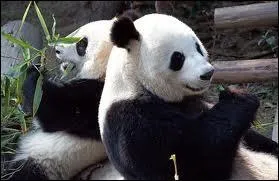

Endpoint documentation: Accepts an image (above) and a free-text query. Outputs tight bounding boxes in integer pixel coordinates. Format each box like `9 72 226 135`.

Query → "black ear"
110 16 140 49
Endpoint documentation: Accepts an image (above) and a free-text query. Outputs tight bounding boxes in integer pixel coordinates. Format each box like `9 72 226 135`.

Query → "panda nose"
200 69 214 80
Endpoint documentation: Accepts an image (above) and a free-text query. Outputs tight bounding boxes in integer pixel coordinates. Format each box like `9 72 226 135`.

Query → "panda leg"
8 129 106 180
242 129 278 157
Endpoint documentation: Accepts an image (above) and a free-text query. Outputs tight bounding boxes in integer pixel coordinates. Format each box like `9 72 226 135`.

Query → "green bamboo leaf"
4 76 11 112
217 85 225 92
33 1 50 41
52 14 56 40
1 32 39 51
33 74 43 116
22 47 30 60
61 62 75 79
16 63 28 104
18 113 27 134
55 37 82 44
17 1 32 36
7 52 41 77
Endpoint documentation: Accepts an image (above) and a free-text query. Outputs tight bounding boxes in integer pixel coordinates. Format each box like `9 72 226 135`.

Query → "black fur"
36 77 104 139
195 42 204 56
7 158 48 180
22 65 41 115
76 37 88 56
103 88 260 180
21 65 103 139
119 9 142 21
243 129 278 157
169 51 185 71
110 16 140 49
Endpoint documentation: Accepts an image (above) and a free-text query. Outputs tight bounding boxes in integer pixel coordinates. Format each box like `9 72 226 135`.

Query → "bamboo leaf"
22 47 30 61
17 1 32 36
33 1 51 41
54 37 82 44
4 76 11 113
7 52 41 77
16 63 28 104
52 14 56 40
1 32 39 51
18 113 27 134
170 154 179 180
217 84 225 91
33 74 43 116
61 62 74 79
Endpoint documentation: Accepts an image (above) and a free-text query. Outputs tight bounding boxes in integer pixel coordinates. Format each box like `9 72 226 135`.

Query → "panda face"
134 15 214 96
108 14 215 101
54 20 115 79
55 36 89 64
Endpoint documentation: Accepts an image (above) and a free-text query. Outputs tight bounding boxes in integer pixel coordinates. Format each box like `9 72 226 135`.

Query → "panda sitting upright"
8 15 135 180
98 14 278 180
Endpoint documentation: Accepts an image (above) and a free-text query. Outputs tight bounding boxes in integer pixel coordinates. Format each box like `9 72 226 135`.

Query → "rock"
1 20 43 76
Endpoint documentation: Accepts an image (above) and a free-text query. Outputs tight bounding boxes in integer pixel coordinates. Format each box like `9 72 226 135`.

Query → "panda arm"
198 89 260 152
36 78 103 136
104 94 254 180
104 99 202 180
41 78 104 103
243 129 278 157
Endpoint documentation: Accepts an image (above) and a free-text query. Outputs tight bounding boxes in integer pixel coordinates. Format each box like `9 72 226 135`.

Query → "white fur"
14 129 106 179
99 13 213 137
55 18 116 79
231 144 278 180
99 13 278 179
14 19 116 179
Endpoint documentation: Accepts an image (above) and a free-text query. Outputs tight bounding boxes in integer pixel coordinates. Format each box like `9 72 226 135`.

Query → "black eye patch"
169 51 185 71
76 37 88 56
195 42 203 56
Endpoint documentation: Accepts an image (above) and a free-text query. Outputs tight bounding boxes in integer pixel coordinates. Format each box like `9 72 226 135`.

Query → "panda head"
110 14 214 101
55 19 116 79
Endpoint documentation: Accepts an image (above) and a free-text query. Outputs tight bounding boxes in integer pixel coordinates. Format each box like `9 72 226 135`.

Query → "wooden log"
211 58 278 84
214 2 278 29
272 103 278 143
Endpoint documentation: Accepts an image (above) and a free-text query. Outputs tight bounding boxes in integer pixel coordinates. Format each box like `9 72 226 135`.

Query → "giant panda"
7 13 140 180
98 14 278 180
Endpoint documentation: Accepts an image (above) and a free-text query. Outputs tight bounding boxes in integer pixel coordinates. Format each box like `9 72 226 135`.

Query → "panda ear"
110 16 140 49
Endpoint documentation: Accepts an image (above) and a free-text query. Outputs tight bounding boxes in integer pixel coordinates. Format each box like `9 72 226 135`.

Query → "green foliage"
33 74 43 117
17 1 32 36
1 1 82 163
34 1 51 41
258 29 278 53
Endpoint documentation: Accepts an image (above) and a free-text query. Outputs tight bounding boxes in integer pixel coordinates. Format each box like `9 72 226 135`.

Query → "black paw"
219 87 260 110
42 76 64 92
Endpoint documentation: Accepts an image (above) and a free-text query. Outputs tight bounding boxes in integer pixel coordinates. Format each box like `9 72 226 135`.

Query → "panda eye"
76 37 88 56
195 42 203 56
169 51 185 71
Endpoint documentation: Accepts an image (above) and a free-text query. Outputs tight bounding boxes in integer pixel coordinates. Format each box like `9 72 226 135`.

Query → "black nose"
55 50 60 54
200 69 214 80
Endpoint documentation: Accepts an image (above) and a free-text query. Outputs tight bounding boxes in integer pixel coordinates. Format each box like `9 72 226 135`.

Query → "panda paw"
42 76 65 91
219 86 260 110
